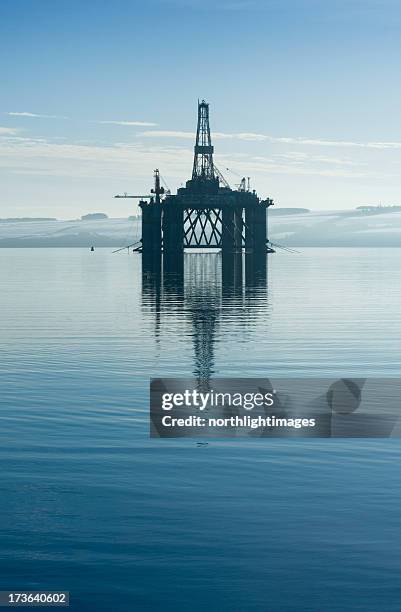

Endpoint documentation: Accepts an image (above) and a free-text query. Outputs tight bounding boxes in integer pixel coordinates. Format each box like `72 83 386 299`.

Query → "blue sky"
1 0 401 217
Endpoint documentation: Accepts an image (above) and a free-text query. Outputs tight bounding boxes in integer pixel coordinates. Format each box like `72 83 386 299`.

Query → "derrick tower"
188 100 218 192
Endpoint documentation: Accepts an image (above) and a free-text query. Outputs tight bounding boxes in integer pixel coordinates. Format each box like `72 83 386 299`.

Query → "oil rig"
115 100 274 281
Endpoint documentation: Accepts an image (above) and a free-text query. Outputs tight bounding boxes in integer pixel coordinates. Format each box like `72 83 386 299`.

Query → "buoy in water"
90 246 95 252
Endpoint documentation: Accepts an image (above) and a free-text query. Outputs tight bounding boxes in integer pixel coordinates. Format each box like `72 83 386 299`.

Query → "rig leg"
234 207 243 253
163 201 184 275
253 204 267 256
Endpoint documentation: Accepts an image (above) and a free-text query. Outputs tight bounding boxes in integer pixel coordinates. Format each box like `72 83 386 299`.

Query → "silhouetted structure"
114 99 276 298
116 100 274 277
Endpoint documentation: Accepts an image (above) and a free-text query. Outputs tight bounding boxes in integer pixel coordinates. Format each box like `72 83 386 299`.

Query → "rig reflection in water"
141 251 268 387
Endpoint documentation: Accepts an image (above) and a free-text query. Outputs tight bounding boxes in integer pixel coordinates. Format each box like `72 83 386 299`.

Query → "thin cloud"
273 151 364 166
140 130 266 140
140 129 401 149
141 130 193 139
0 134 375 181
269 136 401 149
6 112 66 119
98 120 158 127
0 135 190 179
0 127 19 135
217 154 370 179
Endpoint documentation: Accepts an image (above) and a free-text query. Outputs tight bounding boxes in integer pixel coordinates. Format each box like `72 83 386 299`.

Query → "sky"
2 0 401 218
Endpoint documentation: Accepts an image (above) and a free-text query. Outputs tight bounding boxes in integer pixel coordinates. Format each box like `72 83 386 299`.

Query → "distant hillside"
355 205 401 215
270 208 401 246
0 217 57 223
269 208 310 215
81 213 108 220
0 217 140 248
1 210 401 247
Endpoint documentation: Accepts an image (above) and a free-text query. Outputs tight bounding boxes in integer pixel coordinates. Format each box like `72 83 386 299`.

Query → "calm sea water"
1 248 401 611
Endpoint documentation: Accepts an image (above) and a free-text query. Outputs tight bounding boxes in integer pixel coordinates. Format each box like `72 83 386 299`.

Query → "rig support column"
139 199 162 275
163 200 184 276
244 202 267 285
244 206 254 253
222 205 242 288
234 207 243 253
253 203 267 256
221 206 235 254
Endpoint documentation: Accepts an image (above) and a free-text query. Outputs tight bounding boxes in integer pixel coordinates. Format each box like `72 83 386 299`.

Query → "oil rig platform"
115 99 274 281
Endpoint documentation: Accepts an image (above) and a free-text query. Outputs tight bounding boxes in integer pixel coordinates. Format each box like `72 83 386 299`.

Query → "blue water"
1 248 401 611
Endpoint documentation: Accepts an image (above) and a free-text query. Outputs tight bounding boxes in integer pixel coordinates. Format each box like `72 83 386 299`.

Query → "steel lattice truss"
183 208 223 248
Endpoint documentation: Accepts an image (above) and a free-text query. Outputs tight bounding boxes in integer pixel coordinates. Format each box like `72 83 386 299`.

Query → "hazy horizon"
0 205 386 222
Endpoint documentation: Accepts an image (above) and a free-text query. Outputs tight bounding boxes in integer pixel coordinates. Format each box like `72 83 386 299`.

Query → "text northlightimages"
160 390 316 429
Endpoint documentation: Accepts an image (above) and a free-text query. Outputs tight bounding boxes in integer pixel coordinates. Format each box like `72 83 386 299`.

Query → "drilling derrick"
187 100 219 193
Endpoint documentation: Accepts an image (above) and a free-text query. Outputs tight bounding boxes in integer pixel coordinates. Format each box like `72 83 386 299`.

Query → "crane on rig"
225 168 251 192
114 169 170 204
